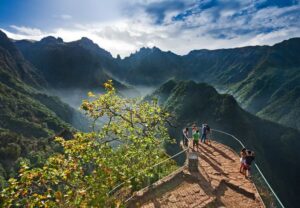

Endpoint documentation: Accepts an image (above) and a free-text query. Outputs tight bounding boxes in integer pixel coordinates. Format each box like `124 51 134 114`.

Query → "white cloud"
10 25 43 36
2 0 300 57
242 27 300 46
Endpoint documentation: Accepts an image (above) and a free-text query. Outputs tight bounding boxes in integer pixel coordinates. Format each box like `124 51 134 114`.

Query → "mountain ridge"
15 35 124 89
0 30 89 181
14 33 300 130
150 80 300 208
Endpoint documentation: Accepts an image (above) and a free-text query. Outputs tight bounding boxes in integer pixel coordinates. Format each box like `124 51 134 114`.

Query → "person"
182 127 189 146
205 124 211 145
193 130 200 151
239 148 247 174
192 124 197 134
243 150 255 178
201 124 207 143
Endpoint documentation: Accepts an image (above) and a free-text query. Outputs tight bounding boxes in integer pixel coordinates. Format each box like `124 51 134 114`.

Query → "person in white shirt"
182 127 189 146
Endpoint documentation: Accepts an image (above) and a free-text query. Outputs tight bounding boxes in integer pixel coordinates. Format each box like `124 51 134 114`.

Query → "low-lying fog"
45 86 156 132
49 86 156 109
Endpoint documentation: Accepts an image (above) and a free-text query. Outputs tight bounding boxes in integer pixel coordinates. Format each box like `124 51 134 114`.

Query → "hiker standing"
240 148 247 174
182 127 189 146
244 150 255 178
205 124 211 145
201 124 207 144
192 124 197 134
193 130 200 151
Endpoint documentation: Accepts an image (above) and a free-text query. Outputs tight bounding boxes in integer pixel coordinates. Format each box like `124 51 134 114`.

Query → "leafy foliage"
1 80 176 207
0 30 90 180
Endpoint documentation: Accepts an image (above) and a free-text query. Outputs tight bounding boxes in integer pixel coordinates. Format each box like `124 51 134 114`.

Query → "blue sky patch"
0 0 300 57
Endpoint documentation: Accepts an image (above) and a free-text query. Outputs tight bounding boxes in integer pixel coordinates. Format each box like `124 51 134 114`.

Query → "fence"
211 128 285 208
107 144 189 203
107 127 286 208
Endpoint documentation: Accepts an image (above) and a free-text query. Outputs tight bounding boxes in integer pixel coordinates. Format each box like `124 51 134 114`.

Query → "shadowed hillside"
15 35 300 130
115 38 300 130
149 80 300 208
0 31 89 182
15 37 126 90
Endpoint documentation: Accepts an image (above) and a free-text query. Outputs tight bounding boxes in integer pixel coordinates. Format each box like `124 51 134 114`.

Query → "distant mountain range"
15 36 125 89
0 31 89 180
149 80 300 208
1 29 300 206
14 35 300 131
116 39 300 131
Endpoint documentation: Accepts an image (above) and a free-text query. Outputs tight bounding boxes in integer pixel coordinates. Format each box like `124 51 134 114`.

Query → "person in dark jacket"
201 124 207 143
243 150 255 178
205 124 211 145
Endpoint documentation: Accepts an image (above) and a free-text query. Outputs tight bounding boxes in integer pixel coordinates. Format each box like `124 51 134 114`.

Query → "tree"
1 80 176 207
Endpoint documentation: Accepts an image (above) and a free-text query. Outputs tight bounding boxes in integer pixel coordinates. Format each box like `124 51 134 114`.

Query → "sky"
1 0 300 57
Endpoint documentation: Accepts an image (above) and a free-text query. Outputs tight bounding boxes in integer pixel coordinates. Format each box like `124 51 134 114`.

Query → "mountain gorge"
118 39 300 131
1 29 300 206
14 34 300 131
149 80 300 208
0 31 89 182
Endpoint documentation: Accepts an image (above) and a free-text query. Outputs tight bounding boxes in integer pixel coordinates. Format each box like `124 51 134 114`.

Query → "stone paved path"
128 141 265 208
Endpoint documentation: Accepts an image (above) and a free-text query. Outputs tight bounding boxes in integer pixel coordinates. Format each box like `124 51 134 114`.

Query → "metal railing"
107 127 285 208
211 128 285 208
107 142 190 202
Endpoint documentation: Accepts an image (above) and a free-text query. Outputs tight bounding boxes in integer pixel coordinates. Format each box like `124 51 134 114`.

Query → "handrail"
107 127 286 208
107 144 189 195
211 128 286 208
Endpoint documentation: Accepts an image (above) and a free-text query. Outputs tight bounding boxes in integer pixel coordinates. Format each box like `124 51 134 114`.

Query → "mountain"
14 33 300 130
149 80 300 208
0 32 46 89
117 47 184 85
229 39 300 130
0 30 89 182
15 36 125 89
114 38 300 131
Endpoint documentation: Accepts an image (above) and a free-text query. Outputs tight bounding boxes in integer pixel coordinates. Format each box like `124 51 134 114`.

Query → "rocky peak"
40 36 63 44
0 30 23 59
74 37 112 59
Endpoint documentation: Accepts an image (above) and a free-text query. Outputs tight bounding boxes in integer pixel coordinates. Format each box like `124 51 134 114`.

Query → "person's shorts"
193 140 199 146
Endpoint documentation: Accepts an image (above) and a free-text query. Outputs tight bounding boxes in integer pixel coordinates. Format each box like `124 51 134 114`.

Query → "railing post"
188 152 198 172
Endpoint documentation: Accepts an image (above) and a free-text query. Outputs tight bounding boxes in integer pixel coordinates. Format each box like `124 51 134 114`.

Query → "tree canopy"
1 80 176 207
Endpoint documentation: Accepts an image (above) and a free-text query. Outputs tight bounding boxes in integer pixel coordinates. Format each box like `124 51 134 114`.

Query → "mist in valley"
49 86 157 109
45 86 157 132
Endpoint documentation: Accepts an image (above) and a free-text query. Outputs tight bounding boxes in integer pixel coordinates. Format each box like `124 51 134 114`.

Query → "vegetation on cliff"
1 81 176 207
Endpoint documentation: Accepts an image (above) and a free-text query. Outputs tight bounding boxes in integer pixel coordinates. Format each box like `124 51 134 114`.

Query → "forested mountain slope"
149 80 300 208
15 34 300 130
0 31 88 182
116 38 300 130
15 37 125 89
